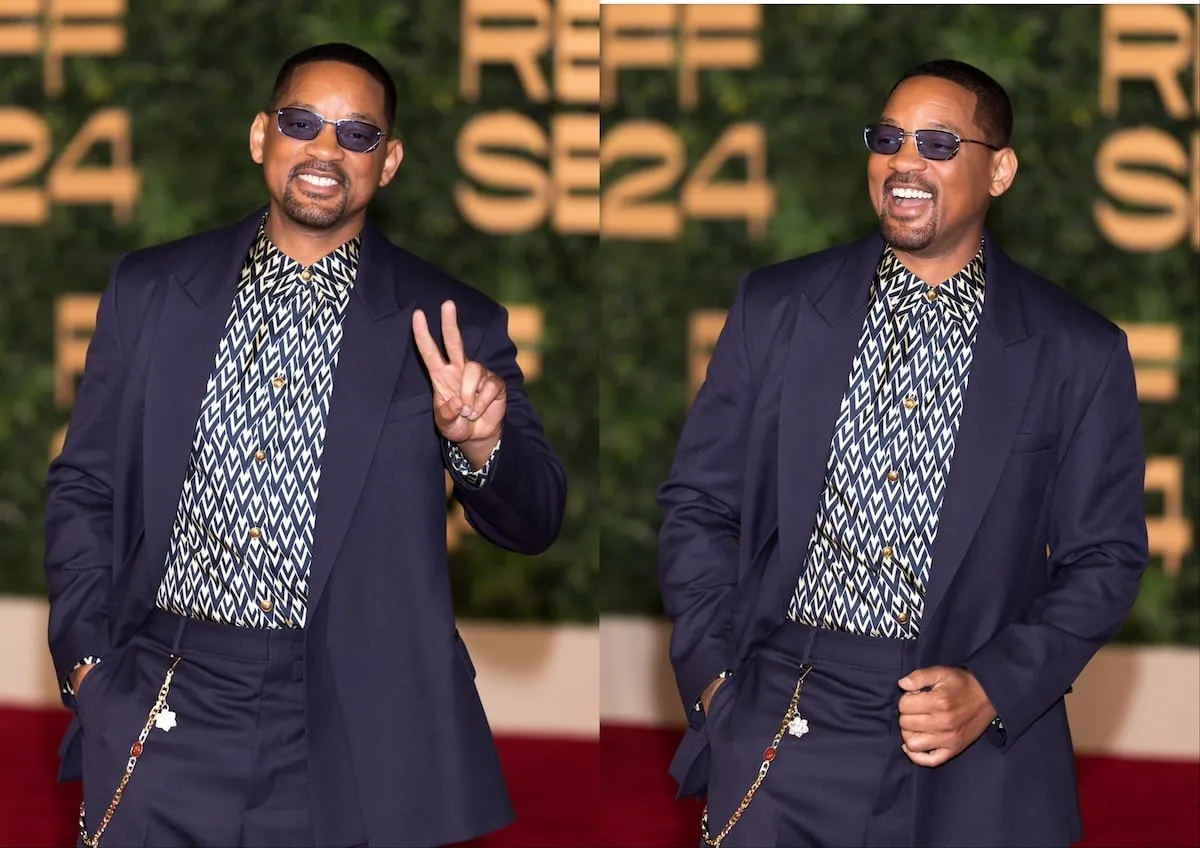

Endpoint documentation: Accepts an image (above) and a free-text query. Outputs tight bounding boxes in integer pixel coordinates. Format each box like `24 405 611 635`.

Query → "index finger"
897 689 937 715
412 308 447 370
441 300 466 367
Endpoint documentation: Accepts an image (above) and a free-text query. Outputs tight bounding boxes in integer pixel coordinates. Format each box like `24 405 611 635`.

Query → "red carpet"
597 725 1200 848
3 708 1197 847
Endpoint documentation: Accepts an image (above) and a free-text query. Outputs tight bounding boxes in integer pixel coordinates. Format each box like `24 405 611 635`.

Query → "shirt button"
886 470 900 483
882 545 894 559
895 609 910 624
259 598 273 612
254 449 267 463
925 288 938 302
249 527 262 540
903 396 917 411
272 375 286 389
300 269 312 282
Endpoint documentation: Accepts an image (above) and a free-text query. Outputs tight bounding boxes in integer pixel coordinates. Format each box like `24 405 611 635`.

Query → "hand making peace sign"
412 300 507 446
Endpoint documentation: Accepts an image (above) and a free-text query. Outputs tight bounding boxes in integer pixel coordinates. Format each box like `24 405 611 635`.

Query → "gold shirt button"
259 598 273 612
895 609 910 624
903 396 917 411
887 470 900 483
272 375 286 389
249 527 262 540
300 269 312 282
925 288 938 302
254 449 267 462
882 545 894 559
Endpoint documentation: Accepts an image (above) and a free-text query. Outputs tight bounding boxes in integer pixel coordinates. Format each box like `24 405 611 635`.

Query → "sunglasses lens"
914 130 959 161
865 124 904 155
335 121 383 153
278 108 322 141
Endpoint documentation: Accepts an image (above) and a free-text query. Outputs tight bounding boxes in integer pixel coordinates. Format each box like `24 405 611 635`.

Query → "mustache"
885 175 936 197
289 160 347 186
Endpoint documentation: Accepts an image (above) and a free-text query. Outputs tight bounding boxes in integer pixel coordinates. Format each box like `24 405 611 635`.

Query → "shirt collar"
874 241 986 323
244 219 361 304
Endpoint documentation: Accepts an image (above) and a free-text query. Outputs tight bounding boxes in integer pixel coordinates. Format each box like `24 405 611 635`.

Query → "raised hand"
412 300 506 454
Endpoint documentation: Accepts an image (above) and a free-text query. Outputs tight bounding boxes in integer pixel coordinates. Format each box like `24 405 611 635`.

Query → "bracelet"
693 669 735 712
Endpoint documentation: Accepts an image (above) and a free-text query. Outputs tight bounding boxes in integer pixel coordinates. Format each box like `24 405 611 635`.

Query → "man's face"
249 60 402 231
867 75 1012 256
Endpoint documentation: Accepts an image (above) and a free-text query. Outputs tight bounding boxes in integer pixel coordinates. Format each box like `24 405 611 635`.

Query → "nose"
888 134 926 174
304 122 344 161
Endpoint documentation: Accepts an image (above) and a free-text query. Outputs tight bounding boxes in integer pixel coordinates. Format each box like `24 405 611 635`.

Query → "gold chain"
79 655 181 848
700 665 812 848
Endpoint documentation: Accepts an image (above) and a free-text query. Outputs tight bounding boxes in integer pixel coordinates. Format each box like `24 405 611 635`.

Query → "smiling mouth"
296 173 342 189
891 186 933 201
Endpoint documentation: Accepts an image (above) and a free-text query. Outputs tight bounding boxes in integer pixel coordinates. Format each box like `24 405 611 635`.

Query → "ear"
377 137 404 188
988 147 1018 198
249 112 269 165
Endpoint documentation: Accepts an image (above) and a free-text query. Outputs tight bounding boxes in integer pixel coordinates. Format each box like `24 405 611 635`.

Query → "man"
657 59 1147 848
45 43 565 848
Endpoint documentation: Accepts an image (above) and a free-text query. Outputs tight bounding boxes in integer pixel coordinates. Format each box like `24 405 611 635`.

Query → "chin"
880 215 937 253
282 195 348 230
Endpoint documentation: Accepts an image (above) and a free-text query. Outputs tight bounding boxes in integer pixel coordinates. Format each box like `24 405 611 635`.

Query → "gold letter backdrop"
1 4 1195 640
0 0 597 623
595 3 1198 646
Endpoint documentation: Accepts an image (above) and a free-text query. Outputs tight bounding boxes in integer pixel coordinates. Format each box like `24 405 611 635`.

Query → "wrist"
458 429 502 469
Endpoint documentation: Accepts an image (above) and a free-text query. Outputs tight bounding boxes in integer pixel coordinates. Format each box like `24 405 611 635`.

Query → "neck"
890 230 984 285
264 205 365 266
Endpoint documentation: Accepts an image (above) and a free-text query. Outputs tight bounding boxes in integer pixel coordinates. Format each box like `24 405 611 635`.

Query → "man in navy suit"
657 59 1147 847
45 43 565 847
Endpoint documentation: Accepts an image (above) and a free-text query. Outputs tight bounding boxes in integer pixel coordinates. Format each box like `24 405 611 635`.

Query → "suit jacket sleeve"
449 303 566 556
44 256 128 705
966 329 1149 748
657 276 754 720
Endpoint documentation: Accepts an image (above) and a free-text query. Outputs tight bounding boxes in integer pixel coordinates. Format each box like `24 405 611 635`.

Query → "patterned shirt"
155 223 359 628
786 243 986 638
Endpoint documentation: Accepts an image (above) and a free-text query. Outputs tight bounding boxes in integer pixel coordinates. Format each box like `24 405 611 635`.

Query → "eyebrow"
879 115 964 135
284 101 381 125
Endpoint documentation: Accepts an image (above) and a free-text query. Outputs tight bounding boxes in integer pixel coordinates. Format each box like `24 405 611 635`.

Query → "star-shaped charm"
154 705 177 733
787 716 809 739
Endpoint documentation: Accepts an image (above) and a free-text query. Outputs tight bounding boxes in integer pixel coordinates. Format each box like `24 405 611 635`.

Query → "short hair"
270 43 397 131
890 59 1013 148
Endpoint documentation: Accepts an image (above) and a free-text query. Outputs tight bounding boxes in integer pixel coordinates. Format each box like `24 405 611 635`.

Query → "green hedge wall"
0 4 1195 642
598 4 1199 646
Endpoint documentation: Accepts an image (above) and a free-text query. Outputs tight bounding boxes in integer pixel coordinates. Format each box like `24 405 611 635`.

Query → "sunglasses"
863 123 1000 161
276 107 385 153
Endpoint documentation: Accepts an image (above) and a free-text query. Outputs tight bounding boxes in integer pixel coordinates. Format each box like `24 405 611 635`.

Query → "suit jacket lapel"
142 210 264 576
774 235 882 602
306 219 414 616
921 235 1043 628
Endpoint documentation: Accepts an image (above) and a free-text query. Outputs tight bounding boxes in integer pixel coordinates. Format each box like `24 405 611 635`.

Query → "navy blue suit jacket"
44 208 567 847
657 232 1148 847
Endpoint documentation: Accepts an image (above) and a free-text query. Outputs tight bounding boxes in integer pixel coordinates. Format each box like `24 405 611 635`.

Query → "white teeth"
298 174 338 187
892 186 933 200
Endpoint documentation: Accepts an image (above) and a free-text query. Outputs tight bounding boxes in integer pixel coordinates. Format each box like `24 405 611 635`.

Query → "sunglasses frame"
863 123 1001 161
275 107 385 154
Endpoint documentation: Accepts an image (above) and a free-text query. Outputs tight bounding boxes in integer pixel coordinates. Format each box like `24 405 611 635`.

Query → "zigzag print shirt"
787 243 986 638
155 223 360 629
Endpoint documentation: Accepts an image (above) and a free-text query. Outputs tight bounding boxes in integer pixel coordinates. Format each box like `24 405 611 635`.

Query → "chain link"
79 655 181 848
700 665 812 848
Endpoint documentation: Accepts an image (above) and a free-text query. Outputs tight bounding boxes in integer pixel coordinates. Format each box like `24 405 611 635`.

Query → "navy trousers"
702 623 919 848
75 610 367 848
